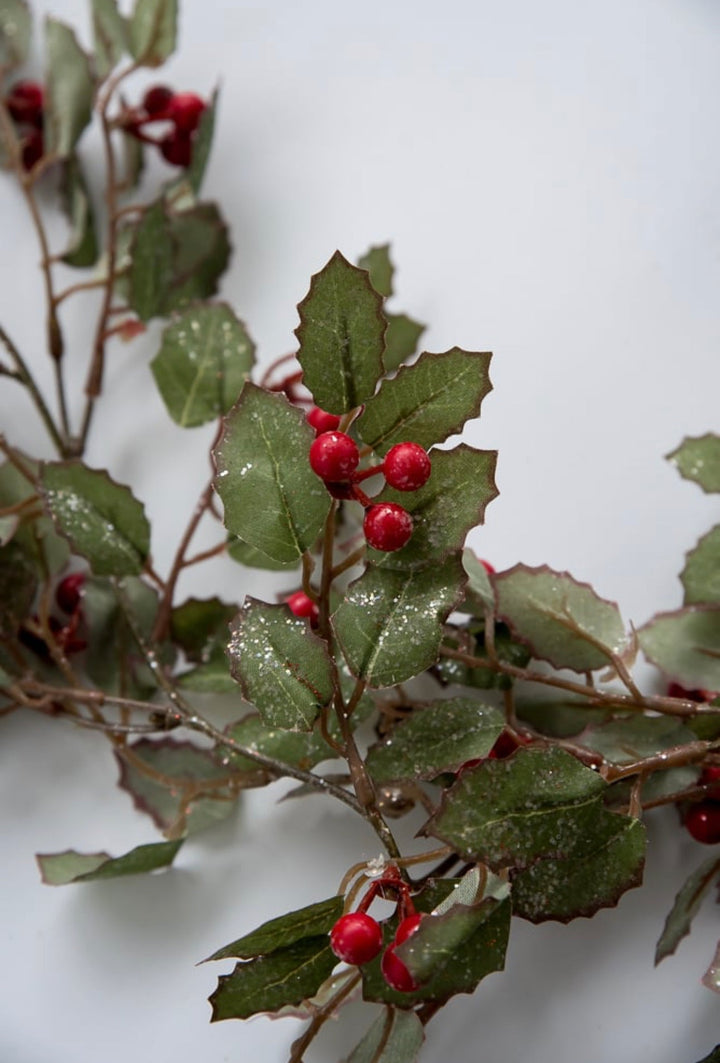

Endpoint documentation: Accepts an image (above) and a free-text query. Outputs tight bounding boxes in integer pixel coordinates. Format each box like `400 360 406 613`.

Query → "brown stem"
0 325 66 454
182 538 227 568
287 971 361 1063
604 739 718 783
330 544 366 581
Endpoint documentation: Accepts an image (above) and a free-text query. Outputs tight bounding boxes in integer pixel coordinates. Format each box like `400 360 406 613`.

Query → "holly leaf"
681 526 720 606
366 697 504 783
178 656 236 693
170 597 236 663
357 242 394 297
461 547 494 610
295 251 385 414
356 348 492 455
205 896 342 961
228 598 334 731
514 691 610 738
214 384 331 564
655 856 720 965
667 434 720 494
151 303 255 427
163 201 231 310
37 839 183 884
637 606 720 690
209 937 337 1021
59 154 98 268
394 899 507 989
0 458 69 575
83 575 169 695
44 18 93 158
0 0 31 71
0 541 36 637
346 1009 424 1063
494 564 626 672
383 313 426 373
39 462 150 577
227 535 300 572
129 0 176 66
582 715 697 765
91 0 128 77
225 711 344 774
127 200 174 321
333 556 465 687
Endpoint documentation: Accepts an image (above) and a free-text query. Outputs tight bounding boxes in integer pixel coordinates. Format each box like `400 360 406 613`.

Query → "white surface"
2 0 720 1060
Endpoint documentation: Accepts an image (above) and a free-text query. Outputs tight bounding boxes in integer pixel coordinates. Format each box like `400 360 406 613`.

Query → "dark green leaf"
655 856 720 965
0 459 69 575
91 0 128 77
366 697 504 783
37 839 183 884
694 1046 720 1063
227 535 300 571
346 1009 424 1063
129 0 176 66
383 313 426 373
494 564 626 672
0 541 36 637
295 251 386 414
333 556 465 687
167 86 218 196
514 691 610 738
178 655 236 693
128 200 174 321
667 434 720 494
44 18 93 158
682 526 720 605
582 715 697 765
120 123 144 190
39 462 150 577
83 575 168 695
225 711 344 774
228 598 333 730
170 597 236 662
395 898 506 988
356 348 492 455
209 937 336 1021
357 243 394 297
163 202 231 310
638 606 720 690
205 896 342 961
60 154 98 268
214 383 331 564
0 0 31 71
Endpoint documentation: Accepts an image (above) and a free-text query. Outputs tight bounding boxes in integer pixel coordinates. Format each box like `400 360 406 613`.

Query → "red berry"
701 766 720 793
6 80 44 125
168 92 206 132
383 442 431 492
394 913 423 945
685 802 720 844
309 431 359 482
56 573 85 614
480 559 495 575
381 944 418 992
21 129 43 171
307 406 341 434
489 731 521 759
363 503 413 552
286 590 319 626
159 130 193 167
142 84 173 116
667 683 714 703
330 912 383 965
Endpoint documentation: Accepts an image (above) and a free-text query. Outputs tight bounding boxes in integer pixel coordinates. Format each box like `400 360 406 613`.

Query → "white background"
2 0 720 1060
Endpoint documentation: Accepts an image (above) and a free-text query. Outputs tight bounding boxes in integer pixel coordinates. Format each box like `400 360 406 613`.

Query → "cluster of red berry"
19 571 86 660
3 80 44 171
307 406 431 553
121 85 207 168
329 866 424 992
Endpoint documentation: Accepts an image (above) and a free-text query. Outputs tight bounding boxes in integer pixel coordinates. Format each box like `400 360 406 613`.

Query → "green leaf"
91 0 128 77
366 697 505 783
394 898 506 988
0 459 69 575
0 541 36 637
205 896 342 961
37 839 183 884
128 200 174 321
667 434 720 494
170 597 236 662
655 856 720 965
178 656 236 693
228 598 334 731
333 556 465 687
39 462 150 577
129 0 177 66
151 303 255 427
383 313 426 373
0 0 31 70
356 348 492 455
227 535 300 571
494 564 627 673
426 746 607 869
295 250 386 414
83 575 168 695
357 242 394 297
347 1009 424 1063
209 937 337 1021
582 715 698 765
511 812 646 923
59 154 99 268
694 1046 720 1063
638 606 720 689
163 202 231 310
514 691 610 738
184 87 218 195
682 526 720 605
116 738 237 836
120 123 144 191
214 383 331 564
225 711 344 774
462 547 494 610
44 18 93 158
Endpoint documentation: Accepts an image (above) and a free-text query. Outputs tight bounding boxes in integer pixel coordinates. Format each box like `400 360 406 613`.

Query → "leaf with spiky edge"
682 526 720 606
295 251 386 414
667 434 720 494
511 812 646 923
493 564 626 673
0 541 36 637
224 711 345 775
582 715 698 766
347 1009 424 1063
37 839 183 885
637 606 720 690
0 0 31 71
60 154 98 268
214 384 331 564
357 242 394 297
368 446 498 569
170 597 236 663
228 598 334 731
151 303 255 427
38 463 150 577
209 937 337 1021
204 897 343 962
383 313 426 373
356 348 492 455
227 535 300 571
163 202 231 311
424 746 607 870
366 697 504 784
91 0 128 77
333 556 465 688
44 19 93 158
129 0 176 67
655 856 720 966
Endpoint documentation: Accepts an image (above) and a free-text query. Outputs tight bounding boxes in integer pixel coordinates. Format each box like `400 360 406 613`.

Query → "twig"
0 325 65 454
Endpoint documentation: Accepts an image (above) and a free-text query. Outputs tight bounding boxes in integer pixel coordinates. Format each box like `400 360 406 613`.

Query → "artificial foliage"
2 3 720 1061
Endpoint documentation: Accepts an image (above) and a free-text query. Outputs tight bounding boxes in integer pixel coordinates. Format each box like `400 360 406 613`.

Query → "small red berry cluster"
3 80 44 171
121 85 207 168
329 866 423 992
666 685 720 845
307 407 431 553
19 572 86 660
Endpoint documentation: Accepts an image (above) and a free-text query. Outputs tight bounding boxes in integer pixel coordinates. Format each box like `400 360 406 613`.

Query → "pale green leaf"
667 434 720 494
44 18 93 157
638 606 720 690
60 154 99 268
129 0 176 66
357 242 394 297
37 839 183 884
91 0 128 77
582 715 698 765
0 0 31 70
383 313 426 373
682 526 720 605
655 856 720 965
347 1009 424 1063
128 199 174 321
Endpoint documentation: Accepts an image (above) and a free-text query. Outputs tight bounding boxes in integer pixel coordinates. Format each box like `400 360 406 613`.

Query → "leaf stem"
0 325 65 454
